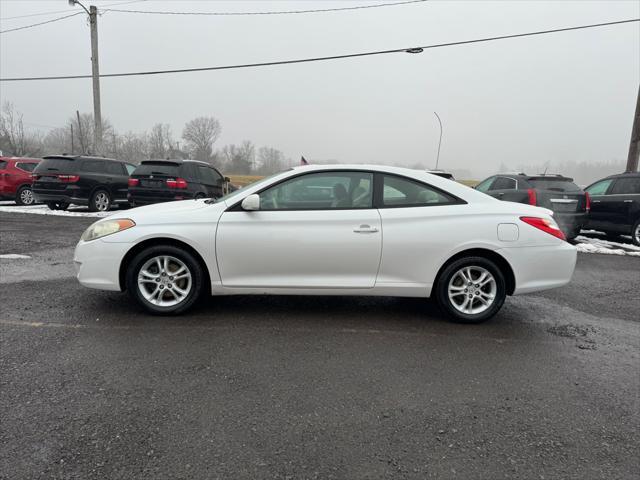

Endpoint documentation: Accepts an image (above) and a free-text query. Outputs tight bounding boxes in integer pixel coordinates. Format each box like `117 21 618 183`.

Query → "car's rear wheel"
632 220 640 247
90 190 111 212
16 185 35 206
435 256 506 323
126 245 204 315
46 201 69 211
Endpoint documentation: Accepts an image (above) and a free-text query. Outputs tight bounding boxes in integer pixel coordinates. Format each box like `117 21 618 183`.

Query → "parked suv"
32 155 135 211
475 173 589 240
0 156 41 205
585 171 640 246
127 159 228 206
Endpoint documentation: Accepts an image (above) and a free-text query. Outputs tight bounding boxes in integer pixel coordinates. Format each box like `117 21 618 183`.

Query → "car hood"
115 199 223 225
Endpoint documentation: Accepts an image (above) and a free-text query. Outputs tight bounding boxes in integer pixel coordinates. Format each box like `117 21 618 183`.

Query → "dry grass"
458 179 479 187
227 175 264 187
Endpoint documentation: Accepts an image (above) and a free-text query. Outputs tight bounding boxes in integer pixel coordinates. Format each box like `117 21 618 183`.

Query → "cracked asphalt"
1 211 639 479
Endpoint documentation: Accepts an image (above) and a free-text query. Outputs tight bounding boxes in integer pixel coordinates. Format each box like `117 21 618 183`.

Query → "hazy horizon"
1 0 638 181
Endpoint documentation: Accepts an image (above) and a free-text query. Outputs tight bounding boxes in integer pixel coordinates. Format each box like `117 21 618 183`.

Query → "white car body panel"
73 164 577 300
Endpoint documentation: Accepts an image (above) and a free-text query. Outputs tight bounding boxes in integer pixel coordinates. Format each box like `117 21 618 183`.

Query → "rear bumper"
499 241 577 295
33 191 88 206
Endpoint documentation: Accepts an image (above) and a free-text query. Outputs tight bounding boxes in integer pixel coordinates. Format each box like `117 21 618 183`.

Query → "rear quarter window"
609 177 640 195
34 158 76 172
528 179 581 192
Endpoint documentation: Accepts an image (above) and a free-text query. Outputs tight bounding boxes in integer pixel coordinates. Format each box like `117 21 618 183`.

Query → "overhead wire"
1 18 637 82
0 0 147 21
103 0 429 16
0 12 84 34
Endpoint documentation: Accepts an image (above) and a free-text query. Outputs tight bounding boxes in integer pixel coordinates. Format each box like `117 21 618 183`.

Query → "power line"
103 0 428 16
0 12 83 34
1 18 637 82
0 0 147 21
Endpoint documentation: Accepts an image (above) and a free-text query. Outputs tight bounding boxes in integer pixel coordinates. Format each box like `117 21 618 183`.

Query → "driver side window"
259 171 373 210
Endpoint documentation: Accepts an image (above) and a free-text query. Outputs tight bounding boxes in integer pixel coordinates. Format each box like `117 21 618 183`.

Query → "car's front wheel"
46 201 69 211
125 245 204 315
435 256 506 323
632 220 640 247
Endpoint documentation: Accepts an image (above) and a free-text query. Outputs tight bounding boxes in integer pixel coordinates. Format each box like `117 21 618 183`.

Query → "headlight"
81 219 136 242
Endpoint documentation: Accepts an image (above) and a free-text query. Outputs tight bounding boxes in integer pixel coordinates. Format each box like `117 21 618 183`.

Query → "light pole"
433 111 443 170
69 0 102 155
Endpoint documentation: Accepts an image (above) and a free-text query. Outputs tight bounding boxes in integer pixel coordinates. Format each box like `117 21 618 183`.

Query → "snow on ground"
574 235 640 257
0 203 111 218
0 254 32 259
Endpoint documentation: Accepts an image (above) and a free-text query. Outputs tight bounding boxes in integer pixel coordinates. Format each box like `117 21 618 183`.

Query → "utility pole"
76 110 86 154
433 111 443 170
70 124 75 154
626 84 640 172
70 1 102 155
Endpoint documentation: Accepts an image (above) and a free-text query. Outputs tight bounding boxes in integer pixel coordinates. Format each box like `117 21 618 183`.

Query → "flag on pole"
300 156 309 166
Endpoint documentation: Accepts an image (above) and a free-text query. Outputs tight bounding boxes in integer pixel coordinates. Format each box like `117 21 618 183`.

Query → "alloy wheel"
94 192 110 211
635 223 640 245
20 188 34 205
137 255 192 307
447 266 497 315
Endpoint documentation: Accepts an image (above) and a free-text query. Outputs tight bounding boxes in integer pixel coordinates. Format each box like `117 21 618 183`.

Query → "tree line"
0 102 290 175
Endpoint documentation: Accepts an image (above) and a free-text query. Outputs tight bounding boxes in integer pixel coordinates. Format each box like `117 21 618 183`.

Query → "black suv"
32 155 135 211
475 173 589 240
584 171 640 246
127 159 228 206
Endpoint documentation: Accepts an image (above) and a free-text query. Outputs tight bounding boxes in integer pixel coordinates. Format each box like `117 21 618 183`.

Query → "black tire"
15 185 35 206
435 256 507 324
125 245 205 315
46 201 69 211
89 189 111 212
632 220 640 247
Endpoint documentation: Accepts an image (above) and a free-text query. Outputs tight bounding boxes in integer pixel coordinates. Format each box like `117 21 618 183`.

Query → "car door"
106 162 130 202
606 177 640 231
216 170 381 289
585 178 615 231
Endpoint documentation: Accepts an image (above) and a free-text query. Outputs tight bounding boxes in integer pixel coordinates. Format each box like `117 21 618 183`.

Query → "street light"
69 0 102 155
433 111 443 170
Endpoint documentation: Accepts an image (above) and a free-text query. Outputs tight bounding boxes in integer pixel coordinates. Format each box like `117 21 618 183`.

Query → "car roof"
0 156 40 162
42 154 127 163
140 159 211 166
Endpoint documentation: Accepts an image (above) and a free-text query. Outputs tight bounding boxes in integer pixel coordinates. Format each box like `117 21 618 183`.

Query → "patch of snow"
0 205 110 218
574 236 640 257
0 254 32 259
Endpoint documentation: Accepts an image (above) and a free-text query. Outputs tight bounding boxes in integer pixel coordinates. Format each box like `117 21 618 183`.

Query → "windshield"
211 170 290 204
528 179 581 192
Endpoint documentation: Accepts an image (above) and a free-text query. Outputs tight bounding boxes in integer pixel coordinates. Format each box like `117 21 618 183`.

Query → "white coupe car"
74 165 577 323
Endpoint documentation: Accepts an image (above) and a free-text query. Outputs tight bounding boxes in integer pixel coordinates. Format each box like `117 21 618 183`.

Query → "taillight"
584 192 591 212
58 175 80 183
520 216 566 241
166 178 188 189
527 188 537 206
128 178 139 187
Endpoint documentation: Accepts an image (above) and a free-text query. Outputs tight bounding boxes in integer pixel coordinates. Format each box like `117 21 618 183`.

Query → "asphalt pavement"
1 211 639 479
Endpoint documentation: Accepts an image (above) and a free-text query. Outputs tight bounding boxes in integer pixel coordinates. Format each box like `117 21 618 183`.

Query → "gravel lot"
1 210 639 479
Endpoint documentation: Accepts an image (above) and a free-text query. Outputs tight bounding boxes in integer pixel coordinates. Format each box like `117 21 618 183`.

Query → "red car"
0 156 41 205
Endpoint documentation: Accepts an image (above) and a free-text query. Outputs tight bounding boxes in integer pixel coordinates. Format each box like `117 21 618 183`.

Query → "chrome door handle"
592 200 601 203
624 199 633 203
353 224 378 233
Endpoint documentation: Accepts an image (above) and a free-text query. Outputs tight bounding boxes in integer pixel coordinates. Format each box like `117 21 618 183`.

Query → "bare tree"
221 142 254 174
0 102 42 156
148 123 173 159
257 146 286 174
182 116 221 162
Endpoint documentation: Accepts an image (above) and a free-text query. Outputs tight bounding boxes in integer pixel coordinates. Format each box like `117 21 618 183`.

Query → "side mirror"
224 176 231 183
241 194 260 211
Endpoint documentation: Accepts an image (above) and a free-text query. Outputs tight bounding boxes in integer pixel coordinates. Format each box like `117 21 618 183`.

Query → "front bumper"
499 241 577 295
74 238 130 291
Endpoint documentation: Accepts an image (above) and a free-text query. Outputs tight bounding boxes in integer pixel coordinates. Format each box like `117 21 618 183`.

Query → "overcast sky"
1 0 638 176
